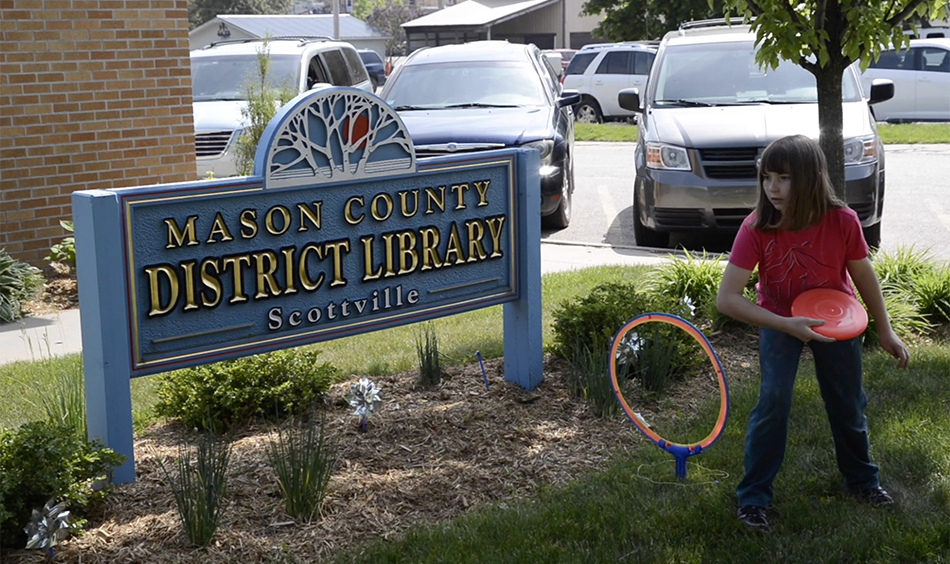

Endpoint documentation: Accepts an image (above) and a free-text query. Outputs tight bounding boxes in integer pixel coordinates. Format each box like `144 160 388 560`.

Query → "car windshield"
385 61 548 109
652 41 862 105
191 54 300 102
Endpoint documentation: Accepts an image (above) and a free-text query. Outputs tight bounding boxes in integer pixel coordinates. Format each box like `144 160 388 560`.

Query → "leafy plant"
647 250 726 316
911 265 950 325
550 281 648 360
235 37 298 176
0 420 124 547
0 248 42 323
266 412 337 522
871 245 936 295
154 349 337 432
564 342 620 419
45 220 76 270
414 322 442 389
159 429 231 547
42 363 87 441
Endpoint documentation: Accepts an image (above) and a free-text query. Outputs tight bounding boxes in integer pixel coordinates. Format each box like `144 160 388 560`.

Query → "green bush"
45 220 76 270
564 343 621 419
911 265 950 325
647 250 726 315
155 349 338 431
0 420 124 547
0 248 42 323
551 282 702 394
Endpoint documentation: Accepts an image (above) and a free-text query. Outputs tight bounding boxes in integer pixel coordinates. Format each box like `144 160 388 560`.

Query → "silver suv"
191 37 373 178
618 21 893 248
561 42 657 123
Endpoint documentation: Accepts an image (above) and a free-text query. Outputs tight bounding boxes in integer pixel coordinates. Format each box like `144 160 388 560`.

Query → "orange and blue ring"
608 312 729 478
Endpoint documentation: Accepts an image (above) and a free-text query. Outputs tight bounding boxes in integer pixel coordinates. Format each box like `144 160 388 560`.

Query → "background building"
402 0 603 51
190 14 389 56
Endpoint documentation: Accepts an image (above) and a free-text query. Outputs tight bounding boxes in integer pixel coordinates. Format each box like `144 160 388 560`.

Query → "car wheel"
863 221 881 250
542 150 573 229
574 98 603 124
633 190 669 248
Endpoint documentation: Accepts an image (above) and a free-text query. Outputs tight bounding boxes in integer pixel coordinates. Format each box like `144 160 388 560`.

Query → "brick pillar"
0 0 196 266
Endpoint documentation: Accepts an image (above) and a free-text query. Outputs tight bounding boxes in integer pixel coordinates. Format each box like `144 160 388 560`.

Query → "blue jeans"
736 327 880 508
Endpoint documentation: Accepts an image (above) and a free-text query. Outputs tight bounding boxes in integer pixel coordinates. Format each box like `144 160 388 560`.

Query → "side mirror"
559 89 581 107
868 79 894 105
618 88 642 113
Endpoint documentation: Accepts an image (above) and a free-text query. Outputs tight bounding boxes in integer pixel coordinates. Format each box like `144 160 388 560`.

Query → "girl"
716 134 909 532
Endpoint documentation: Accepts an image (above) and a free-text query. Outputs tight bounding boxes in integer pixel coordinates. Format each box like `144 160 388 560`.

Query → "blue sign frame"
73 87 543 483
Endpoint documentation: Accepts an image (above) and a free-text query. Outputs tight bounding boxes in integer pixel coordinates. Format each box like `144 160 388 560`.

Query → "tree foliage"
718 0 949 195
581 0 725 41
365 0 420 57
352 0 387 21
188 0 296 30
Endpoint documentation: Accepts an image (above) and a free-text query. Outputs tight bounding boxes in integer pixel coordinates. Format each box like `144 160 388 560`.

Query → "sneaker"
851 485 894 507
737 505 770 532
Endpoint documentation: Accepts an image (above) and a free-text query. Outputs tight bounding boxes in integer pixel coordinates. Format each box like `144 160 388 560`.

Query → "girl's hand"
878 327 910 369
785 316 836 344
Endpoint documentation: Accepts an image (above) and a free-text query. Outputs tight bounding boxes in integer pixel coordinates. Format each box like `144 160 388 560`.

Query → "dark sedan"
379 41 581 228
358 49 387 90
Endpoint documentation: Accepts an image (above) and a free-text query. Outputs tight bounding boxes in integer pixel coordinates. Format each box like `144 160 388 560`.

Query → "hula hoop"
608 312 729 478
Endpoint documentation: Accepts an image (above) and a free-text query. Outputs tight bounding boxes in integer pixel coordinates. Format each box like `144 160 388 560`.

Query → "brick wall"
0 0 196 266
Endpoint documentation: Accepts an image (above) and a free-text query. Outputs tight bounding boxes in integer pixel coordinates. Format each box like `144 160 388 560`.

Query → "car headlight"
521 140 554 166
646 142 691 171
843 135 877 165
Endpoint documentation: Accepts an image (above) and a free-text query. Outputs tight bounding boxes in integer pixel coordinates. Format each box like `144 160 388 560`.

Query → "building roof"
202 14 388 40
402 0 560 29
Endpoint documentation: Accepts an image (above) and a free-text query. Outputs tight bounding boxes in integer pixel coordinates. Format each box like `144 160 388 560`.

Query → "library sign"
73 88 543 483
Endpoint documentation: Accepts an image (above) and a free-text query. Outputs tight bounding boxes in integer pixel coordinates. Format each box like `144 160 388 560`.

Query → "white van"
191 38 373 178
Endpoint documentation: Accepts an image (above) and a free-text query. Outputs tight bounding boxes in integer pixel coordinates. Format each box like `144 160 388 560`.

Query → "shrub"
160 429 231 547
155 349 338 432
911 265 950 325
551 282 649 359
551 282 703 394
45 220 76 270
0 421 124 547
43 363 87 441
266 412 336 522
647 250 726 316
872 245 935 295
0 248 42 323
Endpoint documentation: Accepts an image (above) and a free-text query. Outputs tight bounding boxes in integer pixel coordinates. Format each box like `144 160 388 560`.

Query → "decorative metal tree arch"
264 87 417 189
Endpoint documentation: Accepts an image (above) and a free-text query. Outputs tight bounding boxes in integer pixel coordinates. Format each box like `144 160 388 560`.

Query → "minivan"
618 21 894 248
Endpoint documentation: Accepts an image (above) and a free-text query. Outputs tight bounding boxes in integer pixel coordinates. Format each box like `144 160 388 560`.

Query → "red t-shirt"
728 207 869 317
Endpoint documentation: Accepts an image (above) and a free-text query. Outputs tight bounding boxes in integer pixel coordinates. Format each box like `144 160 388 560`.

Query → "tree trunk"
814 65 847 200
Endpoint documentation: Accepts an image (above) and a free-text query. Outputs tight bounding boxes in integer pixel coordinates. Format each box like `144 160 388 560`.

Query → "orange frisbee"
791 288 868 340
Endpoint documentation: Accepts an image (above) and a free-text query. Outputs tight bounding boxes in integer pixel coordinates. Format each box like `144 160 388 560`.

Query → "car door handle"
594 80 604 85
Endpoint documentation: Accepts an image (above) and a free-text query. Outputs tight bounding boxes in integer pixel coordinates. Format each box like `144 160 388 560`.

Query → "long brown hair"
753 135 844 231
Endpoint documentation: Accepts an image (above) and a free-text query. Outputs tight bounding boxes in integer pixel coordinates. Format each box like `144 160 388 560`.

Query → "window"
342 48 369 83
564 52 597 75
323 49 352 85
307 58 329 89
634 52 655 75
597 51 632 75
921 47 949 72
870 49 914 70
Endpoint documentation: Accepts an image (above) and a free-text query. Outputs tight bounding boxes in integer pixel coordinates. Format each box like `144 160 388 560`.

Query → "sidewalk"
0 240 676 366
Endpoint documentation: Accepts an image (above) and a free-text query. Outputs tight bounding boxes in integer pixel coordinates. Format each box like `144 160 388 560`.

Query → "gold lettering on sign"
164 217 199 249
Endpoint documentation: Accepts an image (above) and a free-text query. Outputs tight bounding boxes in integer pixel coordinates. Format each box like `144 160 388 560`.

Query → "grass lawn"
576 122 950 144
